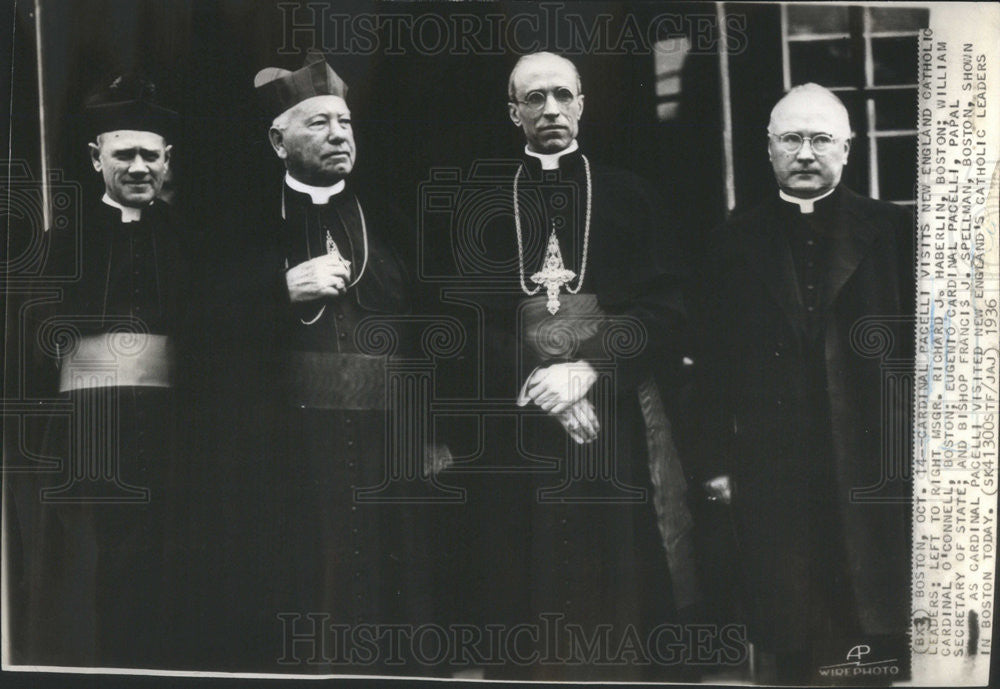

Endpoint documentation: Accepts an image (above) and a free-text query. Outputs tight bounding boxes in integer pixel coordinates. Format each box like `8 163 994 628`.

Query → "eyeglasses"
769 132 838 154
511 87 578 113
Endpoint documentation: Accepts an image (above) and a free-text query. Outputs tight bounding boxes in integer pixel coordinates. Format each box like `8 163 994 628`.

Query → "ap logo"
846 645 871 662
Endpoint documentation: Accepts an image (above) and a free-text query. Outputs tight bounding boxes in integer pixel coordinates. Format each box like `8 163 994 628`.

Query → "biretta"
82 74 177 141
254 50 348 120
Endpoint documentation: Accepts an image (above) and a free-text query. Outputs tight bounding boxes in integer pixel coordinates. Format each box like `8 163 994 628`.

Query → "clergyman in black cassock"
454 52 700 681
191 52 430 673
8 76 189 669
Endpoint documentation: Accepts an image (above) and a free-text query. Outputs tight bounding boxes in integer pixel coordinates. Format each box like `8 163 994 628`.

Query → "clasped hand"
518 361 597 413
286 254 352 303
517 361 600 444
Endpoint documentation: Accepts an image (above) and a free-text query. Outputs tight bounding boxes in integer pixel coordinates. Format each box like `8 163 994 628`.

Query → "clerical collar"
102 193 146 223
524 139 579 170
285 173 346 204
779 186 836 214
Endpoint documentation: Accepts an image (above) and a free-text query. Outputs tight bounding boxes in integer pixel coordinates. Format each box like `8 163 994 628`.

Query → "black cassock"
194 182 430 673
9 198 187 668
448 149 698 681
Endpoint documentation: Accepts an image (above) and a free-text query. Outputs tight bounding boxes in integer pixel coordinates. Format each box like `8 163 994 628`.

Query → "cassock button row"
806 239 815 247
807 306 815 312
350 505 357 512
807 284 816 291
347 440 354 447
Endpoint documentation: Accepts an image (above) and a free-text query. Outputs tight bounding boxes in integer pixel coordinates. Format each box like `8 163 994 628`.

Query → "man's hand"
556 398 600 444
286 254 352 303
703 475 733 505
518 360 597 414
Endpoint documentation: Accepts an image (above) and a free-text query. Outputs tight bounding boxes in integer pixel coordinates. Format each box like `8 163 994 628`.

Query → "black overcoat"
687 186 914 650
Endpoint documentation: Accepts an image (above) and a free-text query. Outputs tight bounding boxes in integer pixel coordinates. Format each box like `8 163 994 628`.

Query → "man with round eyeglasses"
452 51 697 681
765 85 852 203
507 57 582 155
685 83 914 683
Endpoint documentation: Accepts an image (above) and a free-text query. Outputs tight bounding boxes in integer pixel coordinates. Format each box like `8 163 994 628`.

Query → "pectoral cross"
325 230 351 272
531 226 576 315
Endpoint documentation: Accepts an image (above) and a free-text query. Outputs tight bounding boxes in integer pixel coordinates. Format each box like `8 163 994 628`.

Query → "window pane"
869 7 930 33
874 92 918 131
790 40 856 87
835 91 865 138
877 136 917 201
873 36 919 85
787 5 850 35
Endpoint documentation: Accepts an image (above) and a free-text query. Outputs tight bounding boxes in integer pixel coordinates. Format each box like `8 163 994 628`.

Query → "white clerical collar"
525 139 579 170
102 193 145 223
779 186 836 214
285 173 346 205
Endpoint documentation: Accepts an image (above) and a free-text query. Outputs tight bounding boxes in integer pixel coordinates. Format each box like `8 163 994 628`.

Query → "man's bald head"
507 52 581 102
768 83 851 139
767 83 852 198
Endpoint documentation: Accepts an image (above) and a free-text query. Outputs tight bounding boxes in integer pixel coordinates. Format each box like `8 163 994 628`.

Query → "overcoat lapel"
741 199 806 337
823 189 879 314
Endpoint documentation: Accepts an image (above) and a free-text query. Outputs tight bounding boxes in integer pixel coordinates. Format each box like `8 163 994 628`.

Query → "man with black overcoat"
687 83 914 684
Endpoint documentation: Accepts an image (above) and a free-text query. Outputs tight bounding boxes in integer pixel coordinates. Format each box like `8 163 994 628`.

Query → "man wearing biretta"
10 74 190 669
201 51 429 673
